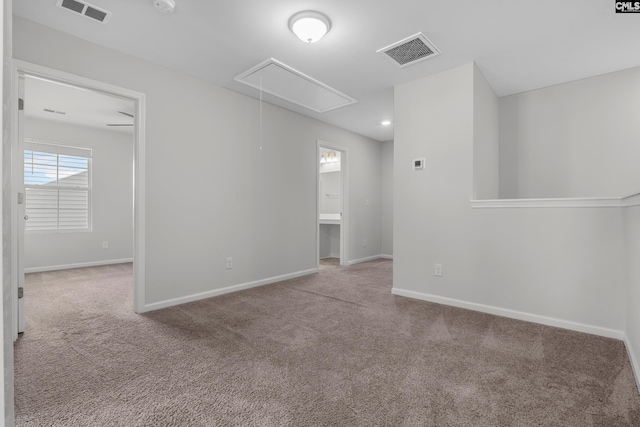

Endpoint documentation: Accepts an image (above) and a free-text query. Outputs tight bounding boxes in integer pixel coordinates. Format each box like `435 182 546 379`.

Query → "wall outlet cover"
434 263 443 277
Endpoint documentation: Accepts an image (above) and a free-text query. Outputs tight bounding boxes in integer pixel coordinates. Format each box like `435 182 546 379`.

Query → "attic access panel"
234 58 357 113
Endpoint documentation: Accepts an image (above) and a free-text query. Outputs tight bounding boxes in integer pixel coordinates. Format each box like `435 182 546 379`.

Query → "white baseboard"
624 334 640 394
348 255 386 265
391 288 624 340
142 268 319 313
25 258 134 273
321 255 392 264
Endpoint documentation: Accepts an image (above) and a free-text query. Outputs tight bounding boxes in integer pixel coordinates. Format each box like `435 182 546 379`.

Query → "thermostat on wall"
413 158 425 170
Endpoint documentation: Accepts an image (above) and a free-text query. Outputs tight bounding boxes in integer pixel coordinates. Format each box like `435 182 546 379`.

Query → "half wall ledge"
470 193 640 209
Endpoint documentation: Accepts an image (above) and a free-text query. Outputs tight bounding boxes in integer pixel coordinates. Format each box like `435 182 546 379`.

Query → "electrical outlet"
102 241 108 249
363 239 367 247
434 263 443 277
226 257 233 269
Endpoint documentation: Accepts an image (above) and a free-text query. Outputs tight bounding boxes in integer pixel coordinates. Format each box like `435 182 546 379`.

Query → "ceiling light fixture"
381 120 392 126
153 0 175 13
320 151 339 164
288 10 331 43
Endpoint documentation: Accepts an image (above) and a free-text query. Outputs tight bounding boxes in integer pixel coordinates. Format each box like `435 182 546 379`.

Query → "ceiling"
13 0 640 142
25 76 135 133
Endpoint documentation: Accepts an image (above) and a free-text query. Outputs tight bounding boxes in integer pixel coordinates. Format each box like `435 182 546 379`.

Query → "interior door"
17 74 26 334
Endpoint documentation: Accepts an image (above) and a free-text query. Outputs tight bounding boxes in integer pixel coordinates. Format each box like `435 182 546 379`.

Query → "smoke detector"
153 0 175 13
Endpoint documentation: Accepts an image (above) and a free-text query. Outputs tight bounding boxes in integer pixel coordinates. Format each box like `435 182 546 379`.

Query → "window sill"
26 228 92 235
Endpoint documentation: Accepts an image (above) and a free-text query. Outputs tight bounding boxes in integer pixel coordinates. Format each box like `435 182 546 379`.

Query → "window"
24 140 92 232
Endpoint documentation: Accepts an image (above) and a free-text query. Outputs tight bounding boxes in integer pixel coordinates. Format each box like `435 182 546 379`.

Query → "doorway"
317 141 348 268
10 60 147 340
19 75 135 334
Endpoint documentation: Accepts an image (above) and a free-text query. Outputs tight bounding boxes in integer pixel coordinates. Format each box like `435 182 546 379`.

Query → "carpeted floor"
319 257 340 270
14 260 640 426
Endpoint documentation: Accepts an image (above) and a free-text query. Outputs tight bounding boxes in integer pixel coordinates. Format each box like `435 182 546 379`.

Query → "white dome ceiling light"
288 11 332 44
153 0 175 13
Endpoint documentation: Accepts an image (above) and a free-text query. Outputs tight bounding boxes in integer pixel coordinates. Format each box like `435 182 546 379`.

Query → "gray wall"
319 225 340 259
1 0 10 422
381 140 393 257
394 63 627 335
472 65 499 200
626 204 640 383
13 17 384 307
319 171 342 215
23 118 133 271
499 66 640 199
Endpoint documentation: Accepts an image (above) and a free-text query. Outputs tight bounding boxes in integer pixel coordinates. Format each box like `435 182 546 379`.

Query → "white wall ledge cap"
622 192 640 207
470 197 627 209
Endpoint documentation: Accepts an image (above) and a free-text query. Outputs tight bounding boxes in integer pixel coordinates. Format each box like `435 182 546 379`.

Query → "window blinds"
24 140 92 232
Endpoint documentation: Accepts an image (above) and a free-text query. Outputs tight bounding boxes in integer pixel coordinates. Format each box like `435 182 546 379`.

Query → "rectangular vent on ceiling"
234 58 357 113
377 33 440 68
56 0 112 24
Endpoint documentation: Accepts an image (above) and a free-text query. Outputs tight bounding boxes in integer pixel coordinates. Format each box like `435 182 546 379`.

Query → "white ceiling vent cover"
234 58 357 113
377 33 440 68
56 0 112 24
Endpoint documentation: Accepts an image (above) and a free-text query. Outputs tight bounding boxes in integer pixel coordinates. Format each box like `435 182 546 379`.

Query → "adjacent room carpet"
15 260 640 426
319 257 340 270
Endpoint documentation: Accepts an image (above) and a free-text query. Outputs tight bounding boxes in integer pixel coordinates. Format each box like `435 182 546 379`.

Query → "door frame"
15 74 24 334
317 140 348 267
9 60 147 340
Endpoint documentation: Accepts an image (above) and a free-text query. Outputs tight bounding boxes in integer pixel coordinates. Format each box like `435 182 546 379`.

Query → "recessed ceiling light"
381 120 392 126
288 11 331 43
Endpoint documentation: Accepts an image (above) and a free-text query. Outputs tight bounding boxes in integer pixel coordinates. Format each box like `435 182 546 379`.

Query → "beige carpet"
319 257 340 270
15 260 640 426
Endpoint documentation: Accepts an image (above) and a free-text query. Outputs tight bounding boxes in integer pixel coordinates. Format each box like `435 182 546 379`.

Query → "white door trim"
317 140 349 266
15 75 24 334
9 60 147 339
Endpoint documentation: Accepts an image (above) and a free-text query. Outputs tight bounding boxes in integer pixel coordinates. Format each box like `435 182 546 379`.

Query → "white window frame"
23 139 93 233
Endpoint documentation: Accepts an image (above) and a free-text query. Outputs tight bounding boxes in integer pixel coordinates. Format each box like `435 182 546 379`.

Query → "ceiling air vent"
56 0 112 24
377 33 440 68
